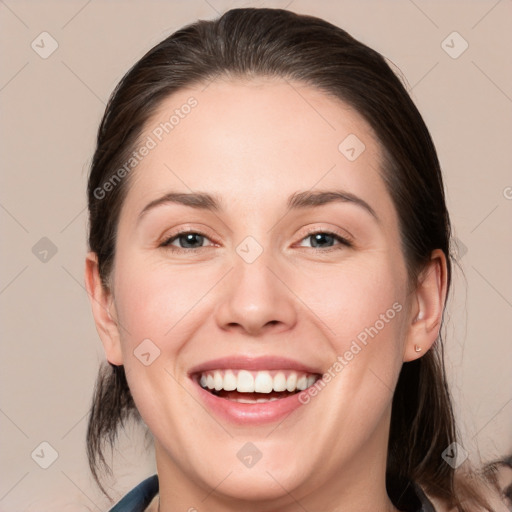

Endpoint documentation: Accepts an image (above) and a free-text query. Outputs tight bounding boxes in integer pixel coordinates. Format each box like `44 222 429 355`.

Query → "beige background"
1 0 511 510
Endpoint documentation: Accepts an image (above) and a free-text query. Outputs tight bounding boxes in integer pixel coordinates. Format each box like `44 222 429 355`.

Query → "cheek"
302 253 406 346
113 255 202 345
298 251 409 409
112 258 195 432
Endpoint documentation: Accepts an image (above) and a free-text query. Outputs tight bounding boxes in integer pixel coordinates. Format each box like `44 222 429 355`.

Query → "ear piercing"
414 345 422 352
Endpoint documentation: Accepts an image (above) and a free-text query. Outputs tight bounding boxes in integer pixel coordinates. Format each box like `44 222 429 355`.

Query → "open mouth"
194 369 321 403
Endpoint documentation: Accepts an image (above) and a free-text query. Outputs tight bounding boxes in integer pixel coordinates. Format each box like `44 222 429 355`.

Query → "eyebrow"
137 189 378 223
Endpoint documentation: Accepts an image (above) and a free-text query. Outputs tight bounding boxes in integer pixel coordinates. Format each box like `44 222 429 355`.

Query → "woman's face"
102 78 417 504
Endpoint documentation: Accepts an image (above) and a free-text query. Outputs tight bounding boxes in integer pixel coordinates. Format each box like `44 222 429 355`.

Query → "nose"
213 248 298 336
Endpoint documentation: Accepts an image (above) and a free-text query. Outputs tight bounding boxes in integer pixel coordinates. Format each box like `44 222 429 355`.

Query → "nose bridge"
234 240 277 299
213 237 297 334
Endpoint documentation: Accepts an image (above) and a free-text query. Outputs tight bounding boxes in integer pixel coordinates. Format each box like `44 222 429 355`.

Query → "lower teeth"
231 397 280 403
205 388 297 402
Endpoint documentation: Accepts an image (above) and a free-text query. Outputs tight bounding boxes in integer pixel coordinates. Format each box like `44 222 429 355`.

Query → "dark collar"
108 475 158 512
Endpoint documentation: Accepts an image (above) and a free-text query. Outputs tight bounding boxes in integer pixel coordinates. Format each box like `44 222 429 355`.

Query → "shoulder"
107 474 159 512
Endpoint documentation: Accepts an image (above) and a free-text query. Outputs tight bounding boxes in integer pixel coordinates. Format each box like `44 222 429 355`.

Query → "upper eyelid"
161 230 216 247
300 226 353 243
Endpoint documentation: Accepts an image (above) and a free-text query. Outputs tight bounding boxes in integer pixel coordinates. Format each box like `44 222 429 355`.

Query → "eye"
297 230 353 250
160 228 352 253
160 230 215 252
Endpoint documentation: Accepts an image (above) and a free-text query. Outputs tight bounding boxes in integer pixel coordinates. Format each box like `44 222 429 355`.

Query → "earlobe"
84 252 124 365
403 249 448 362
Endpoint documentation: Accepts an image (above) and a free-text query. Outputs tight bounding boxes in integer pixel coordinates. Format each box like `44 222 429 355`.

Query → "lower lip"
193 379 308 425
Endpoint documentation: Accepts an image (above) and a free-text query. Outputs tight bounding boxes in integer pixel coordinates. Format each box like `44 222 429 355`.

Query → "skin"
85 77 447 512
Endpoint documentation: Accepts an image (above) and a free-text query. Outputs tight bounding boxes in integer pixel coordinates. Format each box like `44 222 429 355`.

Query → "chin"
207 465 304 502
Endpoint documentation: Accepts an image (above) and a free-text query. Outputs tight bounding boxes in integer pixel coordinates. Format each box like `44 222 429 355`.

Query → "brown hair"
86 7 495 509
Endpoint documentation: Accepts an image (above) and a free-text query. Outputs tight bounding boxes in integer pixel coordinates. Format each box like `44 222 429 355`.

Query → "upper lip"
188 356 322 376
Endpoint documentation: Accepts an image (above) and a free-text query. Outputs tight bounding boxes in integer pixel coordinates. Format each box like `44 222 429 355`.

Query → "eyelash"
160 228 353 254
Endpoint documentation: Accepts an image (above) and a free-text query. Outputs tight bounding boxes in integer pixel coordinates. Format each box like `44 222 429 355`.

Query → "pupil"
179 233 334 249
181 233 203 248
312 233 333 248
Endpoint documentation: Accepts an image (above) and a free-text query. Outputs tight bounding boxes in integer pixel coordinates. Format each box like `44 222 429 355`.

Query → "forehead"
120 78 393 223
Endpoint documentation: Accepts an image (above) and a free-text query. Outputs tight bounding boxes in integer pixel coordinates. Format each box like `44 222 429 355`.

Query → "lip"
193 378 312 425
189 356 322 425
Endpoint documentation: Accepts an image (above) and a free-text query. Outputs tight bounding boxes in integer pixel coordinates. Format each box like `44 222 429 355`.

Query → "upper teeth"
199 370 318 393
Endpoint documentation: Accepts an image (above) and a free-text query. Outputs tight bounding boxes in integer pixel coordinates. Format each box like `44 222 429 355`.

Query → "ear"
84 251 124 365
403 249 448 362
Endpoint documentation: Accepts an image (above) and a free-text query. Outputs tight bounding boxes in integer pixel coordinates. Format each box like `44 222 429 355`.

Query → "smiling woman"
84 7 503 512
